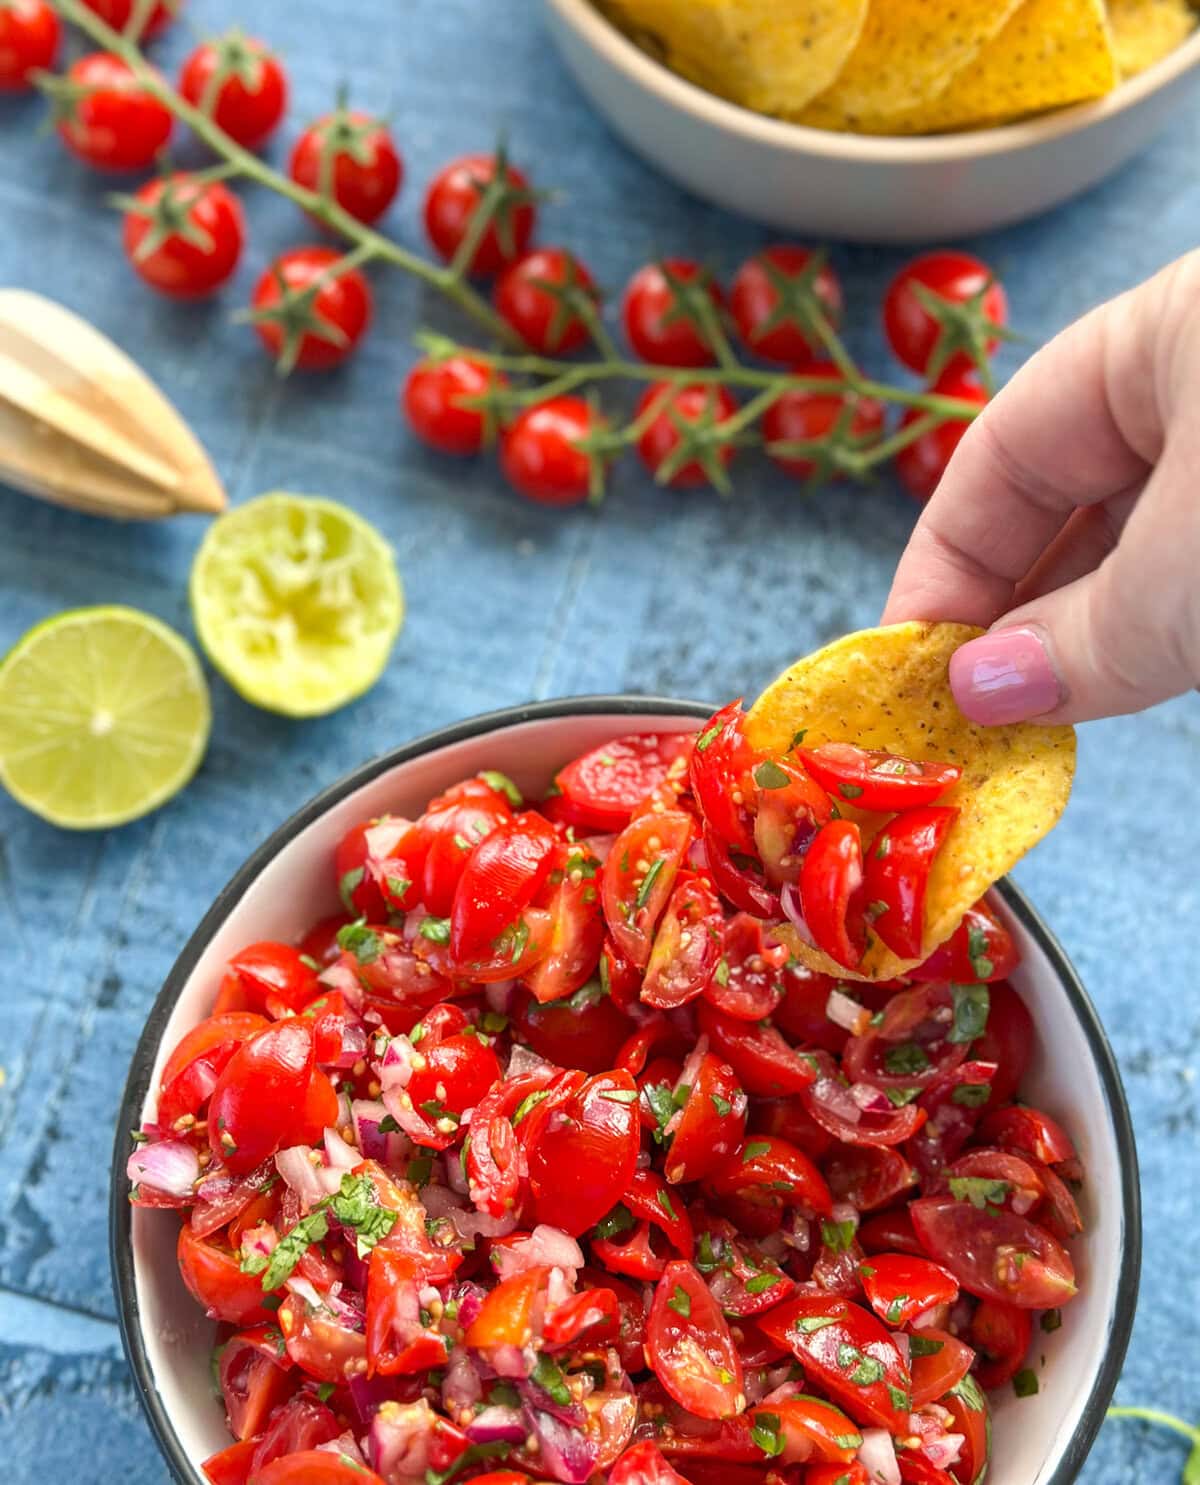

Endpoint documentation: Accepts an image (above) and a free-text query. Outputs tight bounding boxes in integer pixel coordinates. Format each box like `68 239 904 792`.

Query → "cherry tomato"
449 811 558 968
895 371 988 504
748 1396 861 1465
900 1457 958 1485
207 1020 314 1174
800 743 962 813
808 1467 869 1485
122 174 244 300
218 1326 294 1440
402 1032 502 1150
250 247 372 372
664 1052 747 1184
289 110 402 225
157 1011 269 1127
253 1452 385 1485
802 1050 926 1149
977 1105 1078 1167
366 1248 450 1375
858 1206 924 1258
465 1264 548 1351
884 251 1007 380
703 825 779 918
905 1058 996 1181
527 1070 641 1235
201 1439 257 1485
178 35 287 149
752 756 834 885
79 0 177 37
276 1289 367 1383
522 851 606 1006
701 914 786 1021
772 961 842 1053
554 731 695 832
177 1227 272 1326
592 1167 694 1281
403 355 507 456
730 246 842 364
226 941 319 1018
511 986 628 1073
423 152 536 277
947 1146 1046 1215
841 982 967 1095
698 1000 817 1098
758 1292 912 1430
913 900 1020 985
610 1442 691 1485
500 396 602 507
647 1261 744 1420
634 382 738 490
970 1297 1033 1389
55 52 172 172
420 794 513 917
800 819 866 970
689 701 760 854
763 363 885 479
251 1394 343 1474
859 1252 958 1328
622 259 724 367
643 874 724 1009
824 1145 917 1213
494 246 599 354
0 0 58 91
910 1196 1077 1307
602 810 693 969
861 806 958 959
708 1133 832 1216
941 1375 991 1485
973 983 1032 1110
752 1094 835 1162
909 1327 975 1408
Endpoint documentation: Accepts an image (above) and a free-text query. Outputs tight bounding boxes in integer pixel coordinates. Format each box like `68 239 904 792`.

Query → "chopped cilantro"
1013 1369 1039 1398
316 1381 335 1402
711 1093 732 1118
481 770 523 807
948 982 990 1043
636 857 666 910
821 1218 856 1255
600 1087 639 1104
645 1083 677 1143
714 958 730 988
885 1086 922 1107
338 866 365 913
512 1089 550 1125
884 1042 930 1076
949 1373 987 1412
754 760 790 790
794 1314 839 1335
886 1384 911 1412
330 1171 399 1258
885 1296 909 1325
336 920 381 965
967 922 995 980
696 722 721 752
531 1354 572 1406
594 1205 635 1241
952 1081 992 1107
407 1155 433 1187
418 916 451 945
743 1140 771 1163
245 1207 330 1290
909 1334 945 1358
379 1114 401 1134
667 1284 691 1317
299 954 320 972
948 1176 1010 1211
751 1411 785 1457
1041 1309 1063 1333
789 729 807 750
838 782 864 800
657 1188 678 1222
745 1273 783 1295
385 874 410 902
836 1343 884 1386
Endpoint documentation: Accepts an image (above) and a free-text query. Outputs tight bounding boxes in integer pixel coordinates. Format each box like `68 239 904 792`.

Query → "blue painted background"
0 2 1197 1479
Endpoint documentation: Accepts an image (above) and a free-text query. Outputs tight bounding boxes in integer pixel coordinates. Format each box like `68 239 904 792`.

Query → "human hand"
883 253 1200 725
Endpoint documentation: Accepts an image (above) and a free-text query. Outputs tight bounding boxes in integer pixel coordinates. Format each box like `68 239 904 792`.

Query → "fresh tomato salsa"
129 710 1083 1485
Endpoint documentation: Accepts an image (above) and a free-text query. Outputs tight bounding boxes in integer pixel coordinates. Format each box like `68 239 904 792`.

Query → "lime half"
0 606 210 829
190 493 404 717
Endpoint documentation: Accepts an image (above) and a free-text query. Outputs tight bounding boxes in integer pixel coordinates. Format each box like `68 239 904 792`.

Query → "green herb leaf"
789 729 807 751
512 1089 551 1126
330 1171 398 1258
636 857 666 910
385 874 411 902
481 770 523 807
909 1334 945 1358
886 1384 911 1412
407 1155 433 1187
1041 1309 1062 1333
667 1284 691 1317
948 1176 1010 1211
594 1204 635 1241
885 1086 922 1107
838 782 864 800
949 1373 987 1412
745 1273 783 1295
885 1296 909 1325
711 1093 732 1118
821 1218 856 1255
696 722 721 752
1013 1368 1039 1398
256 1207 330 1291
948 982 990 1043
714 958 730 988
418 916 451 945
967 922 995 980
951 1081 992 1107
644 1083 677 1143
657 1188 678 1222
600 1087 639 1104
754 760 790 790
751 1411 785 1457
884 1042 930 1076
532 1354 572 1406
837 1343 884 1386
336 920 381 965
338 866 365 913
743 1140 771 1163
794 1315 839 1335
316 1381 335 1402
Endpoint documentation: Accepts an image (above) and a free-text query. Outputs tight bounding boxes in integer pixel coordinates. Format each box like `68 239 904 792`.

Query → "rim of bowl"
545 0 1200 163
110 693 1141 1485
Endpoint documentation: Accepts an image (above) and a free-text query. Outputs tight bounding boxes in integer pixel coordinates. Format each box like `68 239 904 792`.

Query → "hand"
883 253 1200 725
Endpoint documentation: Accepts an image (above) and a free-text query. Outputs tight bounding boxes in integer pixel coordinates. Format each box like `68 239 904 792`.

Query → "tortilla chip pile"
601 0 1197 135
746 622 1076 982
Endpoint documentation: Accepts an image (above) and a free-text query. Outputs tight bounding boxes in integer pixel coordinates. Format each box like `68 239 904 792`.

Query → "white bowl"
541 0 1200 241
111 698 1140 1484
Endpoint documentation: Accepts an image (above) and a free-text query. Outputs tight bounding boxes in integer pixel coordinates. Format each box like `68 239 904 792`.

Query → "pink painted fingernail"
949 626 1063 725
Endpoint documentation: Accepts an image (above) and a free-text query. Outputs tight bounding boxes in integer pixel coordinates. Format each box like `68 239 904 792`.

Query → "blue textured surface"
0 2 1198 1480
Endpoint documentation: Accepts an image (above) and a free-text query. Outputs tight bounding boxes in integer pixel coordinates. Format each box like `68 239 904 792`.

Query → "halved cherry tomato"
698 1000 817 1097
860 1253 958 1328
665 1052 747 1184
297 1067 339 1145
647 1260 745 1420
841 981 967 1093
970 1298 1033 1389
772 960 843 1053
643 874 724 1009
905 1059 997 1181
367 1248 450 1375
555 732 695 831
355 1160 462 1282
580 1264 648 1375
610 1441 691 1485
543 1284 620 1351
225 943 319 1018
178 1227 272 1326
689 701 760 854
218 1326 294 1440
464 1065 556 1218
523 845 605 1004
702 825 779 918
514 984 629 1073
334 819 389 919
757 1291 912 1430
911 899 1018 984
753 756 833 884
807 1466 869 1485
802 1050 926 1149
527 1070 641 1235
753 1095 835 1162
703 914 788 1022
157 1011 270 1127
977 1105 1078 1168
450 811 559 968
862 806 958 959
297 913 350 969
602 810 693 969
253 1452 385 1485
420 796 513 917
250 1394 343 1473
910 1327 976 1408
800 820 866 970
971 981 1033 1107
466 1265 548 1350
1035 1160 1085 1242
207 1020 314 1175
201 1439 257 1485
401 1032 502 1150
748 1396 862 1465
708 1133 832 1216
825 1145 917 1212
900 1457 957 1484
276 1291 366 1384
910 1196 1077 1307
363 816 428 914
858 1207 924 1258
946 1146 1046 1214
800 744 962 812
942 1375 991 1485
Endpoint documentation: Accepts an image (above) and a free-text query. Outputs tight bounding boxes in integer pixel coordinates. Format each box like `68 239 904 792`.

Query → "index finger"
882 274 1166 627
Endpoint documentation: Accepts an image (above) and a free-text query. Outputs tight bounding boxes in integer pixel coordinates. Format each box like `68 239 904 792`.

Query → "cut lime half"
190 493 404 718
0 606 211 830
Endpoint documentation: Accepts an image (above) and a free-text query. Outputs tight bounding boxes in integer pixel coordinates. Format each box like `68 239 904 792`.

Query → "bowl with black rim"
110 695 1141 1484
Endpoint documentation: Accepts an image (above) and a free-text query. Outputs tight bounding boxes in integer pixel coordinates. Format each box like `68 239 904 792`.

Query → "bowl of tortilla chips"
542 0 1200 239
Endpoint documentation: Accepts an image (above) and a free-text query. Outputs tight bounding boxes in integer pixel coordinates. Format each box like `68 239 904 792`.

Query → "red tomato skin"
970 1297 1033 1388
824 1145 917 1213
201 1439 257 1485
79 0 176 37
403 355 506 456
622 259 724 367
909 1326 976 1408
800 743 962 813
698 1000 816 1098
863 805 958 959
218 1326 294 1440
860 1252 959 1328
555 731 694 832
665 1054 747 1184
226 941 319 1017
912 900 1020 986
764 367 885 479
449 811 558 965
799 819 866 970
858 1206 924 1257
602 810 693 969
528 1070 641 1236
688 700 759 854
56 53 172 172
703 915 788 1022
157 1011 270 1127
895 372 988 503
0 1 59 91
122 175 244 300
643 874 724 1009
420 797 513 916
178 38 287 149
910 1195 1077 1307
884 251 1007 378
423 153 536 276
730 246 843 364
707 1132 832 1216
647 1260 745 1420
610 1442 692 1485
252 1452 385 1485
976 1104 1077 1166
500 397 599 507
494 246 598 354
207 1020 314 1174
177 1227 272 1327
250 248 372 371
289 112 402 225
635 382 738 489
333 819 388 919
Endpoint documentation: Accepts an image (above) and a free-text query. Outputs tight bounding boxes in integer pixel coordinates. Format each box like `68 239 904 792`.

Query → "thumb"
948 453 1200 725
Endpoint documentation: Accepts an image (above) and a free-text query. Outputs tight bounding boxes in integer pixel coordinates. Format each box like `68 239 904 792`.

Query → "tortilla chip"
1109 0 1196 76
876 0 1117 135
602 0 869 115
792 0 1024 133
746 622 1076 982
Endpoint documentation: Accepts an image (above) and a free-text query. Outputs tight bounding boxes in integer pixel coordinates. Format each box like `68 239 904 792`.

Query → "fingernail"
949 626 1063 725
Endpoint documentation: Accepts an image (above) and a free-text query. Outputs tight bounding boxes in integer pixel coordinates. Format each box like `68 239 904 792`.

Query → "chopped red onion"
850 1081 892 1115
126 1139 200 1201
420 1184 466 1220
325 1125 360 1171
827 988 872 1036
285 1275 323 1310
812 1075 862 1125
449 1206 518 1242
491 1225 582 1281
523 1406 598 1484
276 1145 327 1208
368 1398 439 1481
507 1043 551 1076
443 1148 470 1196
316 1431 367 1465
780 882 815 945
892 1332 911 1368
352 1099 390 1160
581 833 616 864
489 1342 536 1379
858 1428 901 1485
466 1405 527 1444
318 958 361 1000
485 980 515 1012
378 1035 419 1092
335 1020 369 1069
686 837 710 873
924 1435 966 1470
441 1346 483 1418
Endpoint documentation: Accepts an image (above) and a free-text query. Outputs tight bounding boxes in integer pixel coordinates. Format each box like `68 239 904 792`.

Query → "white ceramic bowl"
111 698 1140 1484
541 0 1200 241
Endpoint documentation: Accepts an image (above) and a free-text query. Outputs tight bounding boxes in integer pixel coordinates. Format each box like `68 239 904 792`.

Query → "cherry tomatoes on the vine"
884 250 1007 381
0 0 58 91
635 382 738 490
178 34 287 150
289 110 402 226
249 247 372 373
79 0 179 37
622 259 723 368
121 174 244 300
500 396 602 507
423 152 536 277
730 245 843 364
54 52 172 172
895 371 988 503
403 355 507 456
763 363 885 480
494 246 599 354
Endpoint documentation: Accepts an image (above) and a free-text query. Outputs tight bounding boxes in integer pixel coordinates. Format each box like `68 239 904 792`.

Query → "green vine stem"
1107 1406 1200 1484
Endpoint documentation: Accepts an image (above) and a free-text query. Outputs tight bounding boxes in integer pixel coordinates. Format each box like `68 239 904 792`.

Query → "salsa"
129 709 1082 1485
